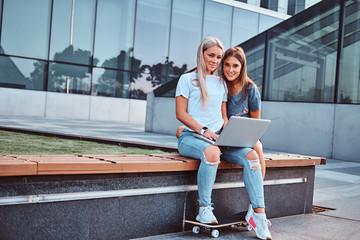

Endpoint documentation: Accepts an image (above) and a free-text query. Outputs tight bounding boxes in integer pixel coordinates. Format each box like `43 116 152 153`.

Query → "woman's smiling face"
223 56 241 82
203 45 223 74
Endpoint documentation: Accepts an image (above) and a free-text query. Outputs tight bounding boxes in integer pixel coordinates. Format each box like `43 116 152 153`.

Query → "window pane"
203 0 233 49
264 3 340 102
168 0 203 79
130 71 166 99
338 0 360 104
261 0 278 12
288 0 305 16
49 0 96 65
259 15 283 33
242 34 266 92
133 0 171 76
94 0 135 70
232 8 259 46
0 56 45 90
1 0 51 59
91 68 130 98
48 62 91 94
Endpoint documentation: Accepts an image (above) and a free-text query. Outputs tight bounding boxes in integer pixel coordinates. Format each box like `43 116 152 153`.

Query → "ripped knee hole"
248 158 261 169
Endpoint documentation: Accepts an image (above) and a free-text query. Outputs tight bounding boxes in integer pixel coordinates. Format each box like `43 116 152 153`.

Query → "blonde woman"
175 37 226 224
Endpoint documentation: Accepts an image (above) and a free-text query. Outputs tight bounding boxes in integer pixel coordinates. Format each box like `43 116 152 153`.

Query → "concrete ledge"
0 153 325 239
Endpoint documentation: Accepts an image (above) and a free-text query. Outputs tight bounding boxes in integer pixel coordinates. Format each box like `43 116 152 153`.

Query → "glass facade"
0 0 284 100
156 0 360 105
338 0 360 103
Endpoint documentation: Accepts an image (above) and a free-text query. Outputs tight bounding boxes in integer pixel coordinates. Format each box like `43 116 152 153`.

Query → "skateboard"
183 211 251 238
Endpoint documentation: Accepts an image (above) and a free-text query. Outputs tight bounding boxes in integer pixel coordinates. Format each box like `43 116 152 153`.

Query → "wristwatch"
200 127 208 135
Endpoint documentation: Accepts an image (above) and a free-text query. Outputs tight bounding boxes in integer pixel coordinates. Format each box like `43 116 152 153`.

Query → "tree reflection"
48 45 99 94
27 45 188 98
93 48 188 99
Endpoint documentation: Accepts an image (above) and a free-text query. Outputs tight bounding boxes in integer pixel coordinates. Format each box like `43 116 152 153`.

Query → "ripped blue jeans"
178 130 265 208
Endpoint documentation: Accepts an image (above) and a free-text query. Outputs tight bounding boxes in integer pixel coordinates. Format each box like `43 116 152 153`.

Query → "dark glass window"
261 0 278 12
288 0 305 16
168 0 203 79
232 8 259 46
338 0 360 104
264 2 340 102
48 62 91 94
1 0 51 59
242 34 266 92
203 0 233 50
94 0 135 70
49 0 96 65
92 68 130 98
0 55 45 90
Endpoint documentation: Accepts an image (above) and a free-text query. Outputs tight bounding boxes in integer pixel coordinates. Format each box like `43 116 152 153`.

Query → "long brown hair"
221 46 257 101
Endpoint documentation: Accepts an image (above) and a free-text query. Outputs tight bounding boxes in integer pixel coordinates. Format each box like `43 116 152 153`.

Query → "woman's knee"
204 145 221 165
246 150 261 169
176 126 184 138
253 141 263 152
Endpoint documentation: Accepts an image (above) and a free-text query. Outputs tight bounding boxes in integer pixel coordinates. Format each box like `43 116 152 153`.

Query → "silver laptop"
193 116 271 148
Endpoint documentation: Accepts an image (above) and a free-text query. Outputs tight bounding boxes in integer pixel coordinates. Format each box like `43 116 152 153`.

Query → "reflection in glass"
133 0 171 73
130 70 166 100
264 3 340 102
232 8 259 46
0 55 45 90
48 62 91 94
92 68 130 98
94 0 135 70
49 0 96 65
338 0 360 103
1 0 51 59
261 0 278 12
203 0 233 49
288 0 305 15
242 34 266 92
168 0 203 77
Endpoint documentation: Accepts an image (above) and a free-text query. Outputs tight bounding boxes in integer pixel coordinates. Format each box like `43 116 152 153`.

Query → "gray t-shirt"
227 84 261 118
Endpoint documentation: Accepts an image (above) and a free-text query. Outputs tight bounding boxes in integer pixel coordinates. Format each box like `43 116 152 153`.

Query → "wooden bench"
0 153 326 239
0 153 325 176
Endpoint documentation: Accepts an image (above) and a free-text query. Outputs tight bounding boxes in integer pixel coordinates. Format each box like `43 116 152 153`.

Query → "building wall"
0 87 146 123
145 96 360 162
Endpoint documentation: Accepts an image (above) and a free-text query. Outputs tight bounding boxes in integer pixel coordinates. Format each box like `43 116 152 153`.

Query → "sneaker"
245 203 253 222
247 212 272 240
196 206 218 224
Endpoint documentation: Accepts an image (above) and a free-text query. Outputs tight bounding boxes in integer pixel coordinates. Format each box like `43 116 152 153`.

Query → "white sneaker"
196 206 218 224
245 203 253 222
247 212 272 240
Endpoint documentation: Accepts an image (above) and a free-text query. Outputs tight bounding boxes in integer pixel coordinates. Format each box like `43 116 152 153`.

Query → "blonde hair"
196 37 224 109
221 46 257 101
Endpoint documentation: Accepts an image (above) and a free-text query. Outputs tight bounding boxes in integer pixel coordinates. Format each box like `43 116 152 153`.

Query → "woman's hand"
203 129 219 141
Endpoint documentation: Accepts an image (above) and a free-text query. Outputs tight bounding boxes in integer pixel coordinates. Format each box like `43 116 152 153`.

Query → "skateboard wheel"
192 226 200 234
246 224 252 231
211 229 219 238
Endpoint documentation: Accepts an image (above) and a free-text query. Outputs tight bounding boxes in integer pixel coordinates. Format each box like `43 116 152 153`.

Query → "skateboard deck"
184 211 250 238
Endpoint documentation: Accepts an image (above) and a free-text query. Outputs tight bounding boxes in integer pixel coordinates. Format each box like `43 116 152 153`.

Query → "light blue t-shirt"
176 72 227 132
227 84 261 118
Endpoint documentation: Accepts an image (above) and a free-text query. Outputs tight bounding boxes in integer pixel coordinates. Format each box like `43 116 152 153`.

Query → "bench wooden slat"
0 156 37 176
0 153 326 176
